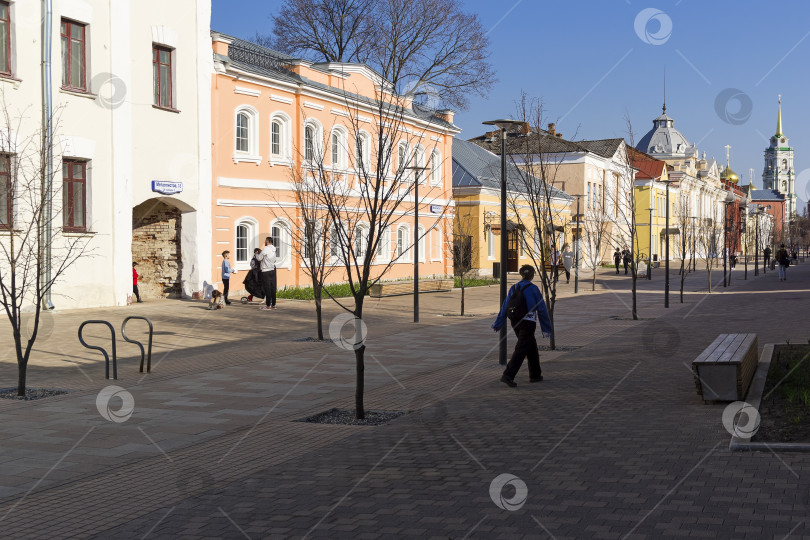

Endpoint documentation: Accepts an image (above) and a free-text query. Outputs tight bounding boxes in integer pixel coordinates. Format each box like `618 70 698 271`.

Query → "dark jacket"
492 280 553 337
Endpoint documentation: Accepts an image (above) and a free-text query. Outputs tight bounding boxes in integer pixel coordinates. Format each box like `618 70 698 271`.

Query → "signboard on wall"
429 204 442 214
151 181 183 195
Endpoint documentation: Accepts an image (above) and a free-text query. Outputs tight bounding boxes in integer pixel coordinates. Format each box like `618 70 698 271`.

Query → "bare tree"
607 115 643 319
451 208 474 315
697 218 722 292
499 95 576 349
258 0 375 63
301 83 448 419
258 0 496 110
0 103 91 396
676 190 691 302
277 132 341 340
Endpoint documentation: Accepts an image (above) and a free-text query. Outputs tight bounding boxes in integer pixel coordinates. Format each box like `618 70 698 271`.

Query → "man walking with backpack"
492 264 553 387
776 243 790 281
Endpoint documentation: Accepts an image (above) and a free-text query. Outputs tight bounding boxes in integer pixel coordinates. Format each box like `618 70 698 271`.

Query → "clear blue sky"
212 0 810 201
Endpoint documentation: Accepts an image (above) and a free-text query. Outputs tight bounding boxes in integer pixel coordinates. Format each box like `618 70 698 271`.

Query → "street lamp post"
740 204 747 280
754 207 760 276
648 205 653 280
574 195 582 293
405 165 428 323
483 119 523 366
664 180 676 308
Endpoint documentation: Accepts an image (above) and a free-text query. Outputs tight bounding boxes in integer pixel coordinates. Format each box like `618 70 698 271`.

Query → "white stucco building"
3 0 212 308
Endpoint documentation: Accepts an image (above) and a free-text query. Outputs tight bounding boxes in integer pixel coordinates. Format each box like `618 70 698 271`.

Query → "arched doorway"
132 199 183 298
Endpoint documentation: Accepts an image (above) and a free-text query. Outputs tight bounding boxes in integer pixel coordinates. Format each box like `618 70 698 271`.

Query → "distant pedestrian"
613 248 621 274
622 247 631 275
777 243 790 281
492 265 553 387
132 262 142 303
763 246 771 269
550 248 560 283
562 245 574 284
256 237 277 310
221 250 237 305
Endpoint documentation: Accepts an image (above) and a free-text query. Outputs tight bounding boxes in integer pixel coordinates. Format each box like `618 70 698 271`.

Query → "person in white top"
256 237 277 310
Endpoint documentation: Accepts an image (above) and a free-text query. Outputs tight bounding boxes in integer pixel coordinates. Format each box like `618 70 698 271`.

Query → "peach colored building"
210 33 459 293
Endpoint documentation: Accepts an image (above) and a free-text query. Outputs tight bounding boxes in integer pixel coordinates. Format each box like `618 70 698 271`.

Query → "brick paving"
0 263 808 538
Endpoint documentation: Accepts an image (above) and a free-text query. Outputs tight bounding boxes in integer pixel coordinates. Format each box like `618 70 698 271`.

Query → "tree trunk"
707 269 712 293
354 343 365 419
16 361 26 396
548 310 556 350
460 275 465 316
313 279 324 340
354 299 365 420
632 275 638 320
592 268 596 291
679 259 685 303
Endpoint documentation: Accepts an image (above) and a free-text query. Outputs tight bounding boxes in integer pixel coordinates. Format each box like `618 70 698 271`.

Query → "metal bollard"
78 320 117 379
121 316 154 373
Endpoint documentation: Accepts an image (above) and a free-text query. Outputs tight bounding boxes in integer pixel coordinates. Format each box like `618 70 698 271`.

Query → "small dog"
208 290 224 310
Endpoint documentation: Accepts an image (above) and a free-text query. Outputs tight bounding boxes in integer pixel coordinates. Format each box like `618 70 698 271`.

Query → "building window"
61 19 86 91
397 226 409 257
236 112 249 152
417 225 425 262
0 2 10 75
235 224 249 263
398 143 408 175
0 154 10 229
153 45 173 108
305 125 315 163
271 224 284 262
331 131 339 166
355 132 368 172
271 120 281 156
376 227 389 260
430 150 441 186
63 160 86 232
355 225 367 259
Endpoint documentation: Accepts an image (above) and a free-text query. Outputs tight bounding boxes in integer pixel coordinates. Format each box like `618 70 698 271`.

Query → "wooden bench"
369 278 454 298
692 333 758 402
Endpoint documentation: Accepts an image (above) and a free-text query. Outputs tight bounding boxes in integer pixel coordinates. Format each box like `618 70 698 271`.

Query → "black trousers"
503 321 541 380
133 285 141 302
261 270 277 307
222 278 230 303
564 268 571 282
615 261 620 273
623 261 629 274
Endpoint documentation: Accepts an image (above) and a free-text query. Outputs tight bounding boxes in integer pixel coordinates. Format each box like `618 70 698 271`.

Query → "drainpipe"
41 0 54 309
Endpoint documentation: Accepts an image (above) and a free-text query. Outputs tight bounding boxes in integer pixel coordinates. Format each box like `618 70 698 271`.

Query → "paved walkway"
0 262 808 538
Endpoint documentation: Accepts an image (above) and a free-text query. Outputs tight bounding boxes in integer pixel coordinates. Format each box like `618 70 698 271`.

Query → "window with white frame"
331 127 348 169
236 224 249 263
354 224 368 260
396 225 409 258
355 132 369 172
234 106 259 160
270 219 290 266
413 146 426 184
430 150 441 186
398 142 409 177
376 226 390 261
304 121 322 165
270 113 291 162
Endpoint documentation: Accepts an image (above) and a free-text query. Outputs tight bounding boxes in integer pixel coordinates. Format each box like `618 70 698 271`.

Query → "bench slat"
715 334 748 364
694 334 732 364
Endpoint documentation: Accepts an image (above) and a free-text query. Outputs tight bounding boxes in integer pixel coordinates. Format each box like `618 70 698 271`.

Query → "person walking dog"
492 265 553 387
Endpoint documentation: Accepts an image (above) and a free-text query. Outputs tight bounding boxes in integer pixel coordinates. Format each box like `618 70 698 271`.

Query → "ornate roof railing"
228 41 293 74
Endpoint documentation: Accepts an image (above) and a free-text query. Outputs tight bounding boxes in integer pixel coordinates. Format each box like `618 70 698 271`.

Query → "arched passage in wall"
132 197 194 298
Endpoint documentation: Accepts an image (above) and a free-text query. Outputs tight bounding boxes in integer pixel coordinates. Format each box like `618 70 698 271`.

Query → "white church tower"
762 95 796 220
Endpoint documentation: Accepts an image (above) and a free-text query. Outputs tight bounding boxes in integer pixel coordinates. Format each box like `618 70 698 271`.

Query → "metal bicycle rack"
121 316 154 373
78 320 117 380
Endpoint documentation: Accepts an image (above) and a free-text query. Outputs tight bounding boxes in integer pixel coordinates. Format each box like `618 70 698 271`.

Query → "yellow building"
628 147 679 262
452 139 573 276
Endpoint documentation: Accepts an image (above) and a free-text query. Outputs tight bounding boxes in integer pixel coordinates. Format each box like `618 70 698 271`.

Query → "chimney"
548 123 556 136
435 109 455 124
521 122 530 135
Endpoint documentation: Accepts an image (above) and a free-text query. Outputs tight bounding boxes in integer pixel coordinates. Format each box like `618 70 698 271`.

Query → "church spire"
776 94 783 137
662 68 666 114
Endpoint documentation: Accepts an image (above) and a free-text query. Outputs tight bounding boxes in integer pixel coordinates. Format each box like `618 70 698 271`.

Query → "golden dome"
722 165 740 183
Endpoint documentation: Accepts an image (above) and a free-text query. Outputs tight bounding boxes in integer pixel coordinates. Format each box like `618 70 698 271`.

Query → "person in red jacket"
132 262 142 303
